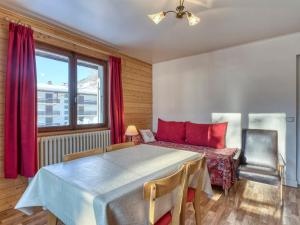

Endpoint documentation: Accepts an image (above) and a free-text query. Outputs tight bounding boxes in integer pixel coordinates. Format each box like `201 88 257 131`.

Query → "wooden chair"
63 148 103 162
181 156 207 225
105 142 135 152
48 211 58 225
143 165 187 225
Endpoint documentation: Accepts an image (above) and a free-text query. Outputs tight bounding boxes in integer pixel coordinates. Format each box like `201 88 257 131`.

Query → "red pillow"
185 122 227 149
156 119 186 144
208 122 228 149
185 122 209 146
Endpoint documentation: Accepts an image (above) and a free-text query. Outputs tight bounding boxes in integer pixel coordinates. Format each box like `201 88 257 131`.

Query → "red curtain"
4 23 37 178
109 56 125 144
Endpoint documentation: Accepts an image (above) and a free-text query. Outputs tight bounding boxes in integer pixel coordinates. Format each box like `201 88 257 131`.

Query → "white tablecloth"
16 144 213 225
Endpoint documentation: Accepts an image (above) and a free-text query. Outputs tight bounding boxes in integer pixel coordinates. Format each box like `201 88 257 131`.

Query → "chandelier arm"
184 11 191 16
165 10 177 15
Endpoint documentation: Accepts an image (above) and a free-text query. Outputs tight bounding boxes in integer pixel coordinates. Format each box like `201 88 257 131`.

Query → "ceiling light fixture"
148 0 201 26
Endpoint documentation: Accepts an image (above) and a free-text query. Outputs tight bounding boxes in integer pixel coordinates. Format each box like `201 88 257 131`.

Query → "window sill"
38 127 110 137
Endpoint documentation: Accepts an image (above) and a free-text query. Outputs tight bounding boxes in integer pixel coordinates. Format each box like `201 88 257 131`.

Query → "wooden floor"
198 180 300 225
0 180 299 225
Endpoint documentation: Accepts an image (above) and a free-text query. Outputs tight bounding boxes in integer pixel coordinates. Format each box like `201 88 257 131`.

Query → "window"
36 44 107 131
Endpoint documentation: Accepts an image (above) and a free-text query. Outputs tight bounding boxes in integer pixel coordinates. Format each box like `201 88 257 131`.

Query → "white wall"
153 33 300 187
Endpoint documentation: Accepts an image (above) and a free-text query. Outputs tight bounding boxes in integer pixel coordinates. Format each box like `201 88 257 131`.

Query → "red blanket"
146 141 238 190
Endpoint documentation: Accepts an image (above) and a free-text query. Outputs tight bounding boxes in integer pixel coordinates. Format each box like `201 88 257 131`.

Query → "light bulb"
148 11 166 24
187 13 200 26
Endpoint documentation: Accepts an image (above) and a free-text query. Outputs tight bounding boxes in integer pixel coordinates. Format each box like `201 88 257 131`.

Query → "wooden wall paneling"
0 5 152 220
121 57 152 129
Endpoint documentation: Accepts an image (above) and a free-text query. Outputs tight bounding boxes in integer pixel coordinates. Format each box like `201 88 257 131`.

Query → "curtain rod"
4 16 31 28
3 16 116 57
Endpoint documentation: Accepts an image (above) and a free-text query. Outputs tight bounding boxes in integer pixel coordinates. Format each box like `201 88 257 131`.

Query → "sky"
36 55 101 86
36 55 69 85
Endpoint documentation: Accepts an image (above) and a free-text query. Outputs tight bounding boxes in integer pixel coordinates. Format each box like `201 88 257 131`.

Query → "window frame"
36 43 108 133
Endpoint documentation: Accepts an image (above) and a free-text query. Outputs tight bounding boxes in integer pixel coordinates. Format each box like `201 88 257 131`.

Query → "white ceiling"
1 0 300 64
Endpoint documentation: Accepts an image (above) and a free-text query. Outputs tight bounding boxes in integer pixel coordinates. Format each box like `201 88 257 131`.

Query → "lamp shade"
187 13 200 26
148 11 166 24
125 125 139 136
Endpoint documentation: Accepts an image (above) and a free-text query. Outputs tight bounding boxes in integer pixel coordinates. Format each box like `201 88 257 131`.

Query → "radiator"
38 130 111 167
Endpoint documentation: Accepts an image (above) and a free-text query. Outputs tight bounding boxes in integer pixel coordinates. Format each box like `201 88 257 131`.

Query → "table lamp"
125 125 138 141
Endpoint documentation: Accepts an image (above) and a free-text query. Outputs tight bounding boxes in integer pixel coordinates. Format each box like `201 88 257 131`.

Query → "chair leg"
194 201 201 225
280 180 284 207
234 181 240 208
224 188 229 196
180 203 186 225
48 211 58 225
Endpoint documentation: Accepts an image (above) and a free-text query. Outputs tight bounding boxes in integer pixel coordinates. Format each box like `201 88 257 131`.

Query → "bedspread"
146 141 239 190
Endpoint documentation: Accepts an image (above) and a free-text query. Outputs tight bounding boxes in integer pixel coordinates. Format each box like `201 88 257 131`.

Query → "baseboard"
284 178 298 187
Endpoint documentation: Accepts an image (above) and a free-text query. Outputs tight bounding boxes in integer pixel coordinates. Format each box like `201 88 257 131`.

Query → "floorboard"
0 180 298 225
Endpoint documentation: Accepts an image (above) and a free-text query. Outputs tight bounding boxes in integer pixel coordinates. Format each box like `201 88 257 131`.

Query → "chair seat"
187 187 196 202
155 211 172 225
238 164 280 185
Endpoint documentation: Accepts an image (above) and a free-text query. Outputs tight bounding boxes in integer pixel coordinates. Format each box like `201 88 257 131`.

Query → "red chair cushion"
187 187 196 202
156 119 186 144
155 211 172 225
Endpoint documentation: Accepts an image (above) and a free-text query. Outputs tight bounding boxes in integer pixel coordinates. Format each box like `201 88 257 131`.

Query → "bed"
134 135 240 194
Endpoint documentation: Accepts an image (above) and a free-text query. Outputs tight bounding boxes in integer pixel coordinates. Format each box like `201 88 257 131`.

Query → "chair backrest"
105 142 135 152
181 156 206 224
144 165 187 225
242 129 278 170
63 148 103 162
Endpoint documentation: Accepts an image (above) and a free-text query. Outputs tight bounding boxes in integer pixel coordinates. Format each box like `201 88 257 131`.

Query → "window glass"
77 59 104 125
36 49 69 128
